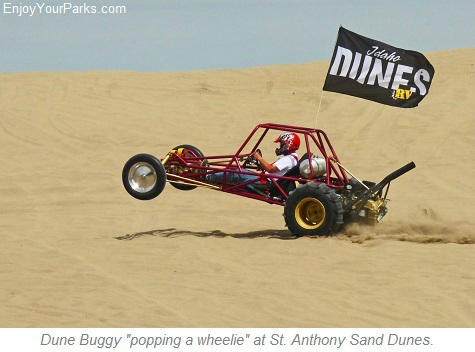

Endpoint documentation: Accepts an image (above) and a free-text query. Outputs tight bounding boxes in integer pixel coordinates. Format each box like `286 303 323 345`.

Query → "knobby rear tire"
284 182 344 237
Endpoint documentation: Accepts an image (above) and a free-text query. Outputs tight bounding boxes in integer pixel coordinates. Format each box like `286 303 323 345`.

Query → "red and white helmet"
274 132 300 155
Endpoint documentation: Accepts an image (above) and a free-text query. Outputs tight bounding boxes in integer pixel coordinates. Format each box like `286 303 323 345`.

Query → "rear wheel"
284 182 344 237
122 154 166 200
169 144 204 191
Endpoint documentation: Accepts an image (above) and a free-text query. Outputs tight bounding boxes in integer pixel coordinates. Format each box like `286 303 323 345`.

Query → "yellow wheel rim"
295 197 326 229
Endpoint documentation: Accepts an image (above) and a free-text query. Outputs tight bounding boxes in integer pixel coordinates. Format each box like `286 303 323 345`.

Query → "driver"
208 132 300 185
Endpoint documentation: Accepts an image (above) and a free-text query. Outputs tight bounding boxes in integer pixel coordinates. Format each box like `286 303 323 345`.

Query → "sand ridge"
0 48 474 327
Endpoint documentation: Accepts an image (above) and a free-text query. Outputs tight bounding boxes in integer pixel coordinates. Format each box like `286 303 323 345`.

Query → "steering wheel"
243 149 262 170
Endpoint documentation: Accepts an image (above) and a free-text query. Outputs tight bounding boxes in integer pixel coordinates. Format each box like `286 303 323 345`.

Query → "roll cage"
163 123 349 206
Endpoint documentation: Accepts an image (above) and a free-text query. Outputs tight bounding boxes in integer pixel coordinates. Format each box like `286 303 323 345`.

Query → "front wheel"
169 144 204 191
122 154 166 200
284 182 344 237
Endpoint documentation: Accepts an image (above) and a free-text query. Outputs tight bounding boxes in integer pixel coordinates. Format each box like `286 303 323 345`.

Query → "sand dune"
0 48 474 327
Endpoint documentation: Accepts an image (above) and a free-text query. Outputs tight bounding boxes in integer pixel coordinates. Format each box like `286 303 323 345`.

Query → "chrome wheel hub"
128 162 157 193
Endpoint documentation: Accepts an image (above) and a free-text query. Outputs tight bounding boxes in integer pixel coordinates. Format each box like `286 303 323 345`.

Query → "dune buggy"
122 123 415 237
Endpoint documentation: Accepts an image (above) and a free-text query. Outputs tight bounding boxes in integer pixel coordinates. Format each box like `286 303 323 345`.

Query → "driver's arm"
254 152 279 173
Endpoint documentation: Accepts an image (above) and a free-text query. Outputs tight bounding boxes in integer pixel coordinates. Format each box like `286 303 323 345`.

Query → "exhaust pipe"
345 162 416 214
378 161 416 187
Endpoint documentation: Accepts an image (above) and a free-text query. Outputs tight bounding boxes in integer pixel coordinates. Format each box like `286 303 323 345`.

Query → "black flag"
323 27 435 108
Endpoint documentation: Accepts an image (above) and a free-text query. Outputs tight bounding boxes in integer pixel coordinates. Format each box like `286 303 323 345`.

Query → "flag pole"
314 91 324 129
314 25 341 129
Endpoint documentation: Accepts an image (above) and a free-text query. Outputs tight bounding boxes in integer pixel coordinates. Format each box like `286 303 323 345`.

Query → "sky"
0 0 474 72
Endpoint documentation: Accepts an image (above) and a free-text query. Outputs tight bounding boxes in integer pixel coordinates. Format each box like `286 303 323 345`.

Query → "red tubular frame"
163 123 348 206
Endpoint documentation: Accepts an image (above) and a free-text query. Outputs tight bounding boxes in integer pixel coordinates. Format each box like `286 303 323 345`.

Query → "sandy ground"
0 48 474 327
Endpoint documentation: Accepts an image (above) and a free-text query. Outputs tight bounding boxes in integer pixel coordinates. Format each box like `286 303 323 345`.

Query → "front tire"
169 144 204 191
284 182 344 237
122 154 166 200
